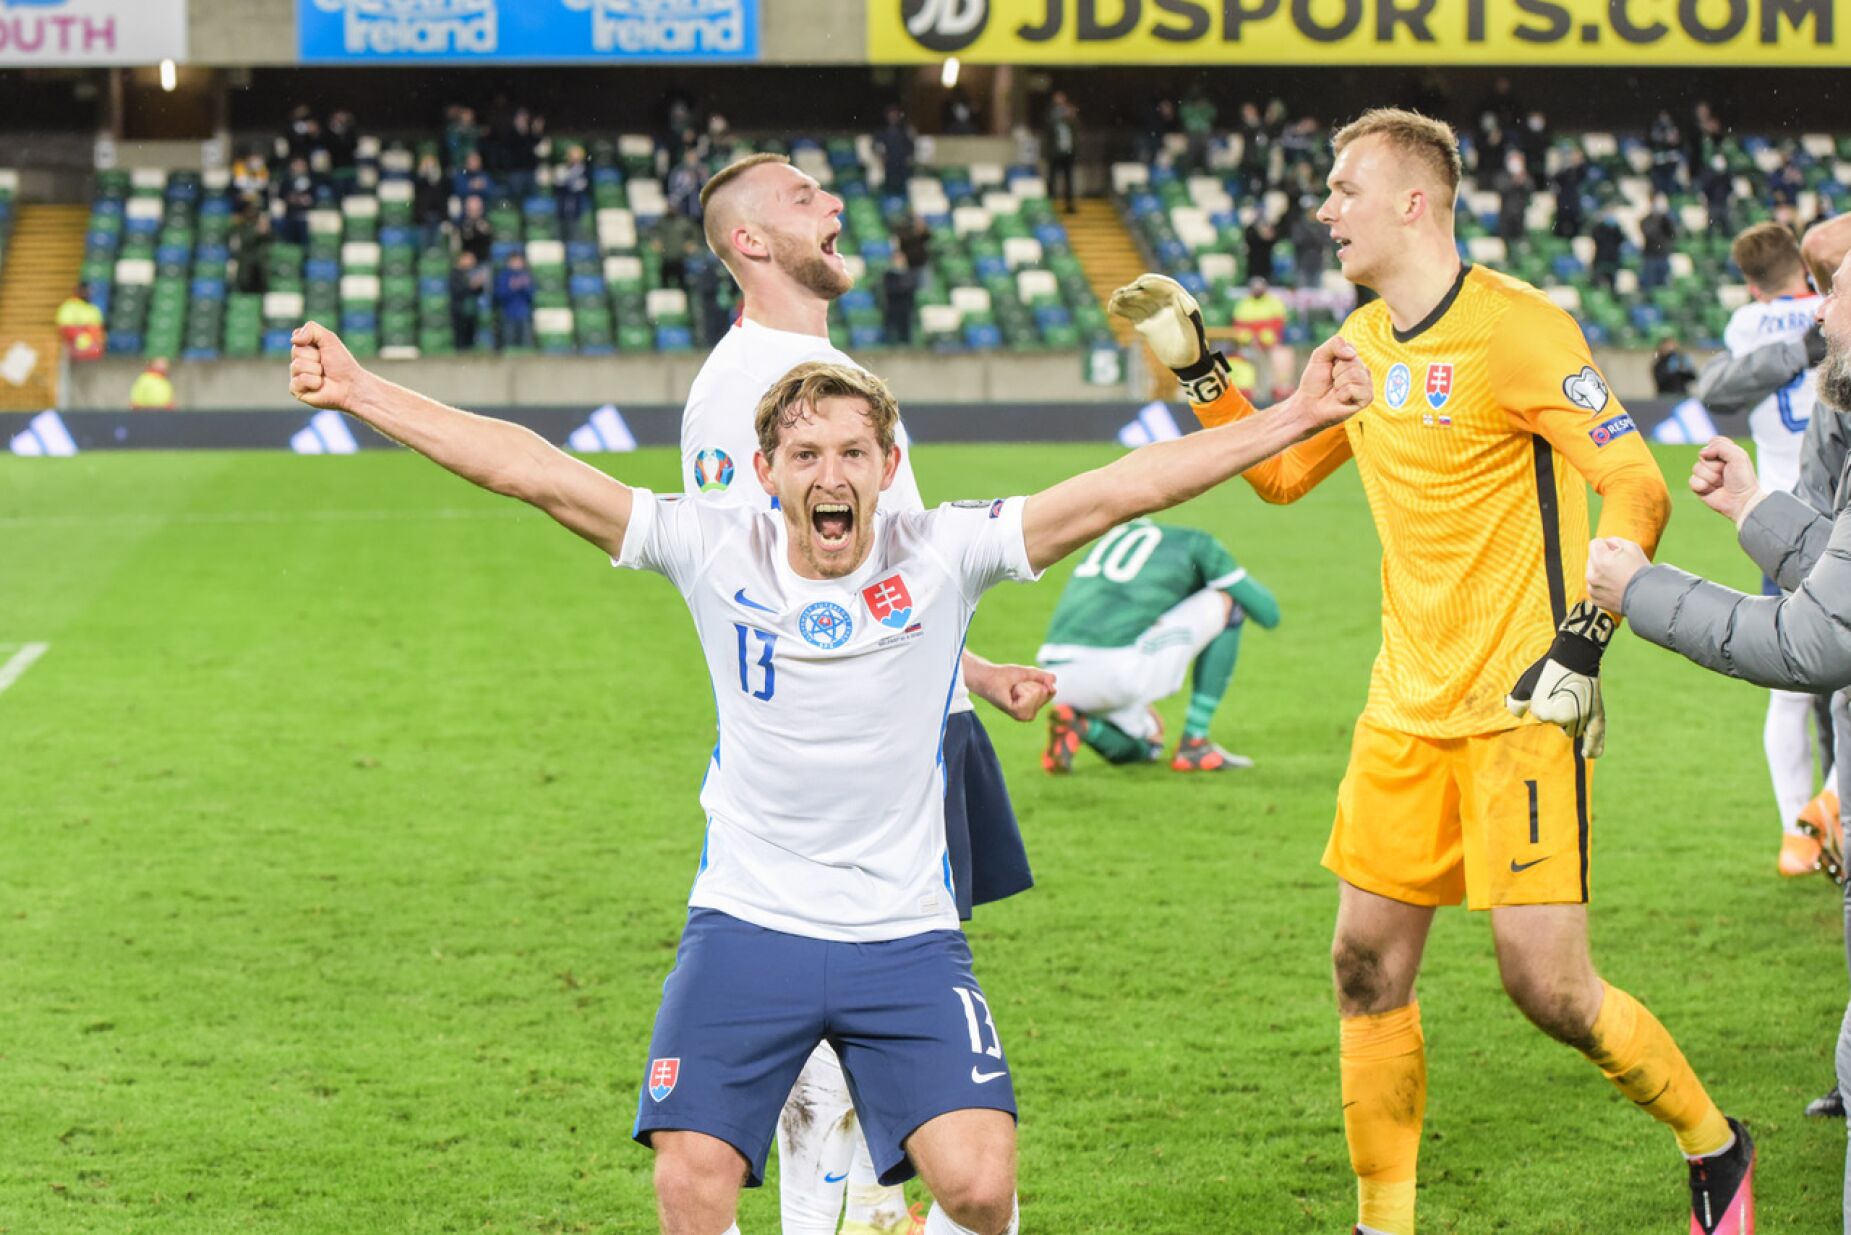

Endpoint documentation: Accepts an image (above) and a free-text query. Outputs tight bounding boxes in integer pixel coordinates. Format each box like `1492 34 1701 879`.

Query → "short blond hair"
700 152 791 261
1732 222 1805 290
754 362 899 459
1332 108 1462 201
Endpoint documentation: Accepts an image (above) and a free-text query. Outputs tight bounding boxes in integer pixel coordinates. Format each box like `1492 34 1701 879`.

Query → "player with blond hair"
1112 107 1752 1235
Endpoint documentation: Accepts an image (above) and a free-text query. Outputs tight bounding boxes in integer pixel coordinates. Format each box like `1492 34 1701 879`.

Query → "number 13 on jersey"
734 624 776 701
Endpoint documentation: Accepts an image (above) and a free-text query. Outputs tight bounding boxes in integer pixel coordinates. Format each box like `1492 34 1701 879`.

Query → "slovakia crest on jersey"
648 1057 679 1103
1384 363 1411 409
1425 363 1453 410
799 601 854 649
862 574 914 629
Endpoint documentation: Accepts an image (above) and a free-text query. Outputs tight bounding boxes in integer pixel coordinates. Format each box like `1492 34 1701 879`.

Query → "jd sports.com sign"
877 0 1839 64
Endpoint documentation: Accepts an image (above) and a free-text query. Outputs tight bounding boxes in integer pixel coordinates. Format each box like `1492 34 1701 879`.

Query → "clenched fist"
1296 335 1372 431
289 321 369 413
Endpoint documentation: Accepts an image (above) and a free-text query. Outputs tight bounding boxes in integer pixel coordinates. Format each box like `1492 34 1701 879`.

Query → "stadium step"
0 204 88 336
0 204 86 412
1063 200 1145 347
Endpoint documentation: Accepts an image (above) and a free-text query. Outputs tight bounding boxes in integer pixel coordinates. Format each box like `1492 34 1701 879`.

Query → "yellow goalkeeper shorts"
1322 717 1591 909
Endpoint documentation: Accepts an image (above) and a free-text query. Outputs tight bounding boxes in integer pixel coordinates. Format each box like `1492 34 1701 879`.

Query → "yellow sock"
1580 981 1731 1157
1340 1002 1425 1235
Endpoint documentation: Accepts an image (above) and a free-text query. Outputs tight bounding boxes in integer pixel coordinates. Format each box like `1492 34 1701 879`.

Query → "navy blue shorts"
943 709 1033 918
633 909 1018 1187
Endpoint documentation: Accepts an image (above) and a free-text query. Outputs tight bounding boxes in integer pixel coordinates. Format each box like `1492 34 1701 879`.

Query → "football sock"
1341 1002 1425 1235
1767 689 1815 834
1184 625 1242 739
842 1132 907 1226
923 1193 1018 1235
1080 716 1154 764
1578 981 1732 1157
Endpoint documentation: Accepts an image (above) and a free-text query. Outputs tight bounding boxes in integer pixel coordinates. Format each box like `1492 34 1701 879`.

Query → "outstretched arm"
1021 336 1371 573
289 322 634 557
1110 273 1354 503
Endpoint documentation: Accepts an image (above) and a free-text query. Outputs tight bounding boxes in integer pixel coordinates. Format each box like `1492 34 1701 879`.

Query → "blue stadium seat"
566 241 599 263
849 324 884 350
341 309 378 333
839 288 875 312
263 329 295 355
420 275 448 297
1033 223 1066 248
196 242 229 265
568 274 603 298
860 238 893 262
125 215 159 237
378 225 413 248
975 255 1006 280
489 241 522 263
156 244 190 266
1033 304 1072 331
963 322 1002 350
654 325 694 350
306 258 341 282
107 330 142 354
190 277 225 300
1176 272 1208 298
1552 255 1584 279
182 345 220 360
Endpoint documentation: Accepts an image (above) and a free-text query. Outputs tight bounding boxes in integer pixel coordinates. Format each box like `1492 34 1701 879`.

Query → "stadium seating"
74 131 1110 361
1114 128 1851 350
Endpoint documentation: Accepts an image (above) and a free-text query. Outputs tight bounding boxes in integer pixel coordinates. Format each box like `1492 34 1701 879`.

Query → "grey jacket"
1624 457 1851 690
1692 336 1845 516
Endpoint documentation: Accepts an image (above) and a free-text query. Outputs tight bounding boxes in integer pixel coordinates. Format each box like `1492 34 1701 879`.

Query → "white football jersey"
616 491 1041 942
1725 294 1820 495
677 319 969 712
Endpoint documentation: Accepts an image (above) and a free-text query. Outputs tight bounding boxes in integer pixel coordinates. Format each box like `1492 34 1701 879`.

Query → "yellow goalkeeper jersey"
1194 264 1670 739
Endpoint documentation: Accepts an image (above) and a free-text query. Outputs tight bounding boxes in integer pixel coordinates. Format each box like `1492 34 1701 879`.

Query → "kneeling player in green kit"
1036 518 1278 773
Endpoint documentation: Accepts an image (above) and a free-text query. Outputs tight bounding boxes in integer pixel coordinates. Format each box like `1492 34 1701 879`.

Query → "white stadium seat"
1544 285 1582 313
339 274 380 303
646 288 689 322
603 255 643 284
981 191 1019 218
340 241 381 270
1111 162 1150 194
1466 236 1507 265
1002 236 1042 269
949 286 991 316
1718 284 1751 310
340 195 378 219
970 162 1006 191
1016 269 1058 302
920 304 963 334
534 306 575 335
1198 252 1238 283
952 206 992 237
597 208 637 251
114 257 155 286
263 290 305 320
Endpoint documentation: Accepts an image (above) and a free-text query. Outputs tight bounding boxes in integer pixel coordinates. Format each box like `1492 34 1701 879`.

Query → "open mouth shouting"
811 500 854 550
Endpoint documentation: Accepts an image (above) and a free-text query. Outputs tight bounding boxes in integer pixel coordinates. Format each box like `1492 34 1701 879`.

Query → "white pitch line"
0 642 48 696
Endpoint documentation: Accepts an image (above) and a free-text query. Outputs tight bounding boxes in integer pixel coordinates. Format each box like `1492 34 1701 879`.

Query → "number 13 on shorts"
955 986 1009 1084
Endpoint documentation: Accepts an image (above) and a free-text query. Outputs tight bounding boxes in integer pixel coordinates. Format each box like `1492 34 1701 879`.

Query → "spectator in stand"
1235 101 1269 194
556 144 593 232
651 203 700 288
898 212 931 274
449 251 485 352
231 147 270 213
1686 99 1726 182
286 105 321 163
1652 335 1698 397
1649 110 1684 197
496 108 541 202
1550 146 1590 239
1494 149 1533 246
1244 214 1279 286
276 156 317 248
942 85 979 135
666 148 707 222
1045 91 1079 214
882 249 918 345
1475 75 1524 139
1136 96 1177 168
494 253 535 350
129 357 175 410
456 196 494 265
1232 276 1286 350
54 284 103 359
1771 159 1807 230
1179 86 1216 175
453 150 493 212
1473 118 1508 190
413 152 450 253
1590 208 1626 290
324 110 358 174
1226 346 1259 402
1289 196 1330 290
444 105 480 172
231 204 271 296
1279 116 1321 174
1701 152 1735 235
1640 194 1680 291
685 246 729 346
875 103 917 198
1518 110 1551 172
701 113 736 165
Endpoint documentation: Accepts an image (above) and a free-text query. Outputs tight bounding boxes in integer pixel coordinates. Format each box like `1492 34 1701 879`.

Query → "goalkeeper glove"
1108 274 1233 404
1505 599 1615 759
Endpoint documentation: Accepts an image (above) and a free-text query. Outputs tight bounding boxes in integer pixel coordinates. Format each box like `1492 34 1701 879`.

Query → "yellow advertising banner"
871 0 1845 65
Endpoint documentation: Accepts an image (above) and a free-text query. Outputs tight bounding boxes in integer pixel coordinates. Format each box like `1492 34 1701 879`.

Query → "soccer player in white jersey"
1723 223 1835 875
287 323 1372 1235
681 153 1052 1235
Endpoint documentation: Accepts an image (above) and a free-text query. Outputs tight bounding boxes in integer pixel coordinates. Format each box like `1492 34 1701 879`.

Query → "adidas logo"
568 404 636 453
290 409 359 455
1116 400 1182 448
9 410 77 457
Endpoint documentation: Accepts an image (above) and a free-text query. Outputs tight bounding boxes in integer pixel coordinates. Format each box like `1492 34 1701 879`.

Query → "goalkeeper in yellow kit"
1112 108 1754 1235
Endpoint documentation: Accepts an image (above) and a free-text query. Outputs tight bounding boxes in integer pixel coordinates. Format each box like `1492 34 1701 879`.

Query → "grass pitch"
3 443 1846 1233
